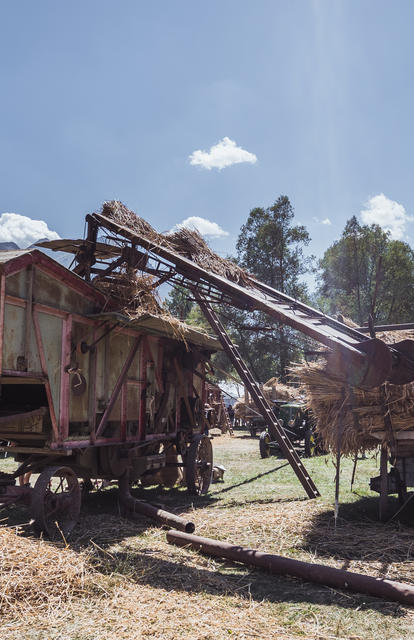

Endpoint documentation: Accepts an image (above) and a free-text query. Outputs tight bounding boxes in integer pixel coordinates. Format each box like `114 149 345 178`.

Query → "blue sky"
1 1 413 284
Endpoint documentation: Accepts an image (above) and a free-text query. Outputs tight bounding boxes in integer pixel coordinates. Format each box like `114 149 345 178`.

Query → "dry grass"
0 525 96 619
292 325 414 456
167 226 251 286
2 436 414 639
262 376 299 402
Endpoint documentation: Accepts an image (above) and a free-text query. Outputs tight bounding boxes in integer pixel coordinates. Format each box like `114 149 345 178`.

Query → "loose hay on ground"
0 526 95 618
2 436 414 639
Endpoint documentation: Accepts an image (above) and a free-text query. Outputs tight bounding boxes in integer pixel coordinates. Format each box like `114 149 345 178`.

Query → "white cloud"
0 213 60 248
189 136 257 170
312 216 332 225
360 194 413 240
170 216 229 238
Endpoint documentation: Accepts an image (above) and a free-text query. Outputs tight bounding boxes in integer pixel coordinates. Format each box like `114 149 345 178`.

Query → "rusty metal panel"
107 332 136 422
69 321 94 424
5 270 26 298
94 332 106 413
126 383 140 435
34 269 96 315
36 311 62 421
3 303 25 370
92 329 143 439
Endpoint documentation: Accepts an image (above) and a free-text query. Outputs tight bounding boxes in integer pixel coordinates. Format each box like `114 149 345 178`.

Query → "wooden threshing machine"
4 202 414 535
0 249 220 536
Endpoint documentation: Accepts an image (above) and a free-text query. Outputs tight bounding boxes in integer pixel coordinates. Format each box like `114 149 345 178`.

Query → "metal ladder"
195 291 320 499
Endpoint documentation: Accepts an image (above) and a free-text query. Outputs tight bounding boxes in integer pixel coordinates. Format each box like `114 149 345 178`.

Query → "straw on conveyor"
101 200 252 286
87 202 221 345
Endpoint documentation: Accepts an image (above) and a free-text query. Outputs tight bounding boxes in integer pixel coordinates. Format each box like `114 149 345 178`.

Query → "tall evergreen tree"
234 196 312 381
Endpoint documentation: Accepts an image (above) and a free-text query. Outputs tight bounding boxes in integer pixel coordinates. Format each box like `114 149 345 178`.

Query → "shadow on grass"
79 543 407 619
2 486 412 619
0 457 307 541
300 494 414 580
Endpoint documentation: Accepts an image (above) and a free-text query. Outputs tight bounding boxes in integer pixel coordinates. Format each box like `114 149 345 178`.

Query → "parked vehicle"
259 402 320 458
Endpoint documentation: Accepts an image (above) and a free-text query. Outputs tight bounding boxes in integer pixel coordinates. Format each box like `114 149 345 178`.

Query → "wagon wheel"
186 434 213 495
31 465 81 539
259 431 271 458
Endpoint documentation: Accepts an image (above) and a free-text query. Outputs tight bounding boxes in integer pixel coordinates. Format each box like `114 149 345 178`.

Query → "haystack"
292 327 414 456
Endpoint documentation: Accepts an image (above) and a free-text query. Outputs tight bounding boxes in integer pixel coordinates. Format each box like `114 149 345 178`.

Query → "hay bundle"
93 270 163 317
292 328 414 456
0 526 93 617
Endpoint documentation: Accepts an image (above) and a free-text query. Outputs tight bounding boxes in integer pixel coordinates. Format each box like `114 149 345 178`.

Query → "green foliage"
236 195 311 298
318 216 414 324
232 195 312 382
165 285 194 320
165 197 314 383
165 285 238 383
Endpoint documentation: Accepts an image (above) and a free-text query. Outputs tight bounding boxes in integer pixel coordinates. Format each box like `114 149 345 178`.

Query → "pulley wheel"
31 465 81 539
186 434 213 496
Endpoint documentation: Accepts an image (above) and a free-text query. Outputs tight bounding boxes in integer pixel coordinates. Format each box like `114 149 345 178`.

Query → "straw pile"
234 378 298 421
292 328 414 456
0 526 94 618
262 376 299 402
100 200 251 286
93 270 163 317
88 202 220 345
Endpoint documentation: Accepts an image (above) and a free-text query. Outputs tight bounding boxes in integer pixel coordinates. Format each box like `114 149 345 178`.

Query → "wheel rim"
31 466 81 539
186 435 213 495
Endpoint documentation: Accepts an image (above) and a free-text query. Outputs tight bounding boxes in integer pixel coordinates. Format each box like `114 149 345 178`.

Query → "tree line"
167 196 414 383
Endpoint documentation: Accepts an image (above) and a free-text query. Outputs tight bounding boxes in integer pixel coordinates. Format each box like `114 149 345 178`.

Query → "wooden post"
379 444 389 522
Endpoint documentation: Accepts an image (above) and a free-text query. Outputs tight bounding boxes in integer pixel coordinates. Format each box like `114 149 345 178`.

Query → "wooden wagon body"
0 249 219 535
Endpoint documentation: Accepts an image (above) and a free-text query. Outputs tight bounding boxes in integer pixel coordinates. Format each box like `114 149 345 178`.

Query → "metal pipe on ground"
118 475 195 533
167 530 414 606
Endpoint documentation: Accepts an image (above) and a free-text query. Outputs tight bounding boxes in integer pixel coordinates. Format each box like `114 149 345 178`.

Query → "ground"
1 431 414 640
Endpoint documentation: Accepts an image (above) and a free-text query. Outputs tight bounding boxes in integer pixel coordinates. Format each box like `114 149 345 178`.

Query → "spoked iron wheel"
186 434 213 495
31 465 81 539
